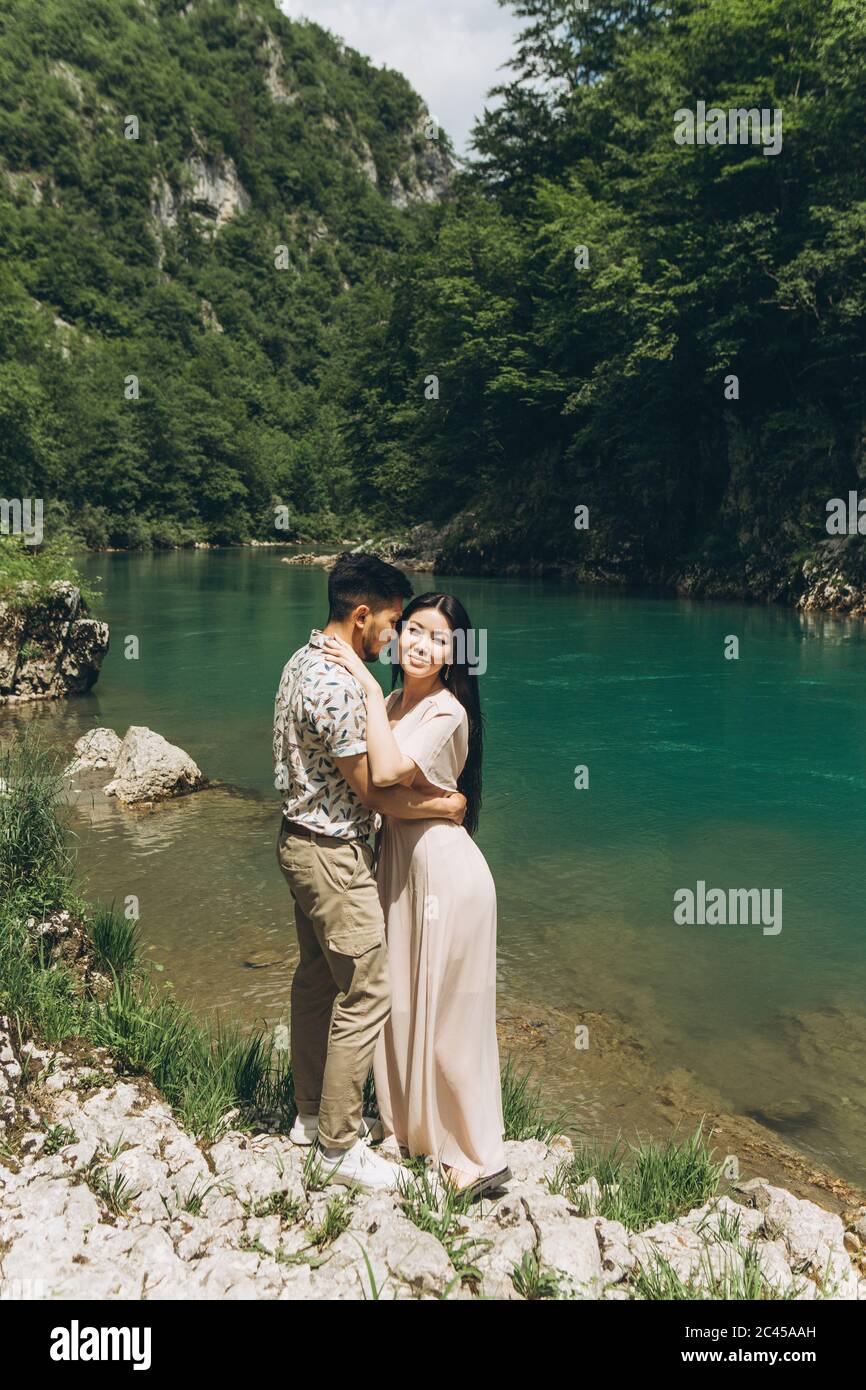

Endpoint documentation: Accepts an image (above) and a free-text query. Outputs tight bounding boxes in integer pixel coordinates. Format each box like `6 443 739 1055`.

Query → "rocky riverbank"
1 1012 864 1302
280 523 445 575
276 521 866 616
66 511 866 615
0 581 109 704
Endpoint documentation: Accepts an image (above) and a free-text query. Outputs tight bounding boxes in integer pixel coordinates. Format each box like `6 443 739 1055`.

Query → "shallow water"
5 550 866 1186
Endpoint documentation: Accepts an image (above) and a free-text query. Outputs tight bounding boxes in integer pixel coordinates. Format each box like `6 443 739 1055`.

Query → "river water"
6 549 866 1190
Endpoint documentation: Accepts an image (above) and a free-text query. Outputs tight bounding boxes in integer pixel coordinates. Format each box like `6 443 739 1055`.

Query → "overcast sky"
278 0 522 156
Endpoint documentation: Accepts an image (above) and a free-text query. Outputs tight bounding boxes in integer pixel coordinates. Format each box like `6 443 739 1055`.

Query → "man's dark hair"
327 552 413 622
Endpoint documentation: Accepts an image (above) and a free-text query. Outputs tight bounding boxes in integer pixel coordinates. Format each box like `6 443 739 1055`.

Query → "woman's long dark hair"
391 592 483 836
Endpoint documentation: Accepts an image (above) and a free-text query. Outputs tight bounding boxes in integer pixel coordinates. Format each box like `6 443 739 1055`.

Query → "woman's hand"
325 632 414 788
322 633 377 691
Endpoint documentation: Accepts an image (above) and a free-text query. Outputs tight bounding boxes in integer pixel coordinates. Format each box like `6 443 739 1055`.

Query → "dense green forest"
0 0 452 546
1 0 865 598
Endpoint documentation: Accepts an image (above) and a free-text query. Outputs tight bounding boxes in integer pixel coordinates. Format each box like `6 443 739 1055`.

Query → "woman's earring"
442 665 451 683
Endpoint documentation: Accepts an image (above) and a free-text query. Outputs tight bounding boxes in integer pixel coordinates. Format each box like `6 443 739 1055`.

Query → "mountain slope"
0 0 453 544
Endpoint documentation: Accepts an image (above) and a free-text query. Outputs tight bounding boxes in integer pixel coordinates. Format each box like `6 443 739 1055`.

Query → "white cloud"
277 0 522 155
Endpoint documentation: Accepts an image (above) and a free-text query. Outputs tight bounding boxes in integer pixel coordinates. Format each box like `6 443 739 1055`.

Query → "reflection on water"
3 549 866 1190
63 778 300 1021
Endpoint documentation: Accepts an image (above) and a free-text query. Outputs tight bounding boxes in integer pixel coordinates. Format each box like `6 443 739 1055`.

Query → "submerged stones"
746 1098 817 1131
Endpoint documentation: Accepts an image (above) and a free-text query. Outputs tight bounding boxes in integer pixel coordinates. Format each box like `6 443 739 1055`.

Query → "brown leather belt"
281 817 364 844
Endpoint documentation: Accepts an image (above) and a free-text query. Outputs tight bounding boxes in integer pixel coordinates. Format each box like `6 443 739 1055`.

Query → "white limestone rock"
104 726 207 805
65 727 123 775
1 1014 859 1303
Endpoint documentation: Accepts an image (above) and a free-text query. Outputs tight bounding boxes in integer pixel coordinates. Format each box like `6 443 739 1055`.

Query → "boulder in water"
280 552 337 567
65 727 123 776
0 581 109 703
104 726 207 805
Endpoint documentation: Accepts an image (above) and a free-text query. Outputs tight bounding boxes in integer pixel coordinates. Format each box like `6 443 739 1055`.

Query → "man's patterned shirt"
273 629 377 840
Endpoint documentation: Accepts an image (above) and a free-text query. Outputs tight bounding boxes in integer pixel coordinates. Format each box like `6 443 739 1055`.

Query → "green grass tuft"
0 735 73 910
89 901 141 978
500 1055 566 1142
548 1128 723 1231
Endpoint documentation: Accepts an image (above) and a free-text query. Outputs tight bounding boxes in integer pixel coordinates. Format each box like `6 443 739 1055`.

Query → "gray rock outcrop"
151 153 251 232
65 727 124 775
797 538 866 615
388 110 453 208
103 726 207 805
0 581 109 703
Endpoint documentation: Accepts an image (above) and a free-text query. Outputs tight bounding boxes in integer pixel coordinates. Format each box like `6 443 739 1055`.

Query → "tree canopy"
1 0 864 595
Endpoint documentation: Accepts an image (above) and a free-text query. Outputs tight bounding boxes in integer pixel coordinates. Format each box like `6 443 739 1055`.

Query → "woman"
323 593 510 1199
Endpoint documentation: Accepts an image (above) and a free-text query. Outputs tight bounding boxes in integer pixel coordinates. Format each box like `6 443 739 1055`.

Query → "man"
273 553 467 1192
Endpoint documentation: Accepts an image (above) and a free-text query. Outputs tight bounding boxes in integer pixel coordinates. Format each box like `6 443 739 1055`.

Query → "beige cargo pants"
276 820 390 1150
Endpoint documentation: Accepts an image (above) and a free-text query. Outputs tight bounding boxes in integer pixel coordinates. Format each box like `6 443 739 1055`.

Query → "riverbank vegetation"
0 532 100 608
0 736 295 1138
1 0 864 598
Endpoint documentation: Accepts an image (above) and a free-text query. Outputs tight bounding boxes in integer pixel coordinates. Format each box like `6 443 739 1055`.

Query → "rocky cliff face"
384 111 453 208
0 581 109 703
150 153 252 233
140 6 453 246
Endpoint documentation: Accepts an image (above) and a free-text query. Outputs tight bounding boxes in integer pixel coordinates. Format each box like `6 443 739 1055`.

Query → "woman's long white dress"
372 687 507 1181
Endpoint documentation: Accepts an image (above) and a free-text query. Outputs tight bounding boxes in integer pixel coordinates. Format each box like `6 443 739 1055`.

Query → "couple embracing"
273 553 510 1199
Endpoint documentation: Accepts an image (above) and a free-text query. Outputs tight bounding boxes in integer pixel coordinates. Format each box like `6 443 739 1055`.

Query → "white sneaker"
289 1112 319 1146
317 1138 403 1193
378 1133 408 1160
290 1112 383 1147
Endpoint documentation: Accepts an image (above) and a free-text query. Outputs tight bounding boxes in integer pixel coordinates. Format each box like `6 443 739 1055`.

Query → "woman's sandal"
442 1164 513 1203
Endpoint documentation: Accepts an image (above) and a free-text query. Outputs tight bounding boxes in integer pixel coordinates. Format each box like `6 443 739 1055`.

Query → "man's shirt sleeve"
305 667 367 758
273 667 289 778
